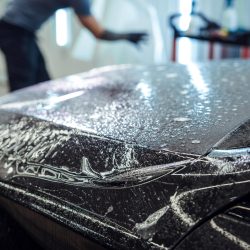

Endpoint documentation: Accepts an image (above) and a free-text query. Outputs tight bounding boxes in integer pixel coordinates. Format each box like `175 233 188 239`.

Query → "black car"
0 60 249 249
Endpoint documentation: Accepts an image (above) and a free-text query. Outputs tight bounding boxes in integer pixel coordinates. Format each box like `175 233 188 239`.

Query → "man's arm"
77 15 105 39
77 15 148 45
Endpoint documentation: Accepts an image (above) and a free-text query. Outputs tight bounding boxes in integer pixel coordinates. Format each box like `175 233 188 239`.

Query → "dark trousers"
0 20 50 91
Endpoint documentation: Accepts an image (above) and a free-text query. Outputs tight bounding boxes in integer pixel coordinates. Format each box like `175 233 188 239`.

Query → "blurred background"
0 0 250 95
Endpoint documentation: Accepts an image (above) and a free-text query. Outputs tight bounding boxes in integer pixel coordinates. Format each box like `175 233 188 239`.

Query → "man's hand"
78 15 149 46
99 30 148 47
125 32 148 45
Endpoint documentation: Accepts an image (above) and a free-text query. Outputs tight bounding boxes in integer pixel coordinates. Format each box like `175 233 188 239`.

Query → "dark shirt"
2 0 91 32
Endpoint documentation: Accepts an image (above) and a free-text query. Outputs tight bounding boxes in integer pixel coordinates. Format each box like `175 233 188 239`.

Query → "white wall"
38 13 94 79
31 0 250 76
0 0 8 86
0 0 250 88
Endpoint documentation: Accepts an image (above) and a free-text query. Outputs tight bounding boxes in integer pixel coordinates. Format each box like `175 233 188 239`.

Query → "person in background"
0 0 147 91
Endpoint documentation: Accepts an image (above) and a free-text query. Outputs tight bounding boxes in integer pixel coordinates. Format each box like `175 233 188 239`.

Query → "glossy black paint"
0 60 249 249
176 193 250 249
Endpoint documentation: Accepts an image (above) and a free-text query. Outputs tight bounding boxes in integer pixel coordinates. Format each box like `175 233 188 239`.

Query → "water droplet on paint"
191 140 200 144
174 117 191 122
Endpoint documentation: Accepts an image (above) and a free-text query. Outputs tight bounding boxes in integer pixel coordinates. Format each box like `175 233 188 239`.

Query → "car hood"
0 61 249 155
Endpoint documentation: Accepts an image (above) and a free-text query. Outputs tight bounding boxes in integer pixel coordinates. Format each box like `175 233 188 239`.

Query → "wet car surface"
0 60 249 249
